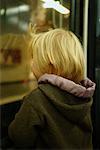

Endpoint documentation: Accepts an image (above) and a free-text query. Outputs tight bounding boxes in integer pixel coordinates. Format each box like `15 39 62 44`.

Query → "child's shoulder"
23 86 44 106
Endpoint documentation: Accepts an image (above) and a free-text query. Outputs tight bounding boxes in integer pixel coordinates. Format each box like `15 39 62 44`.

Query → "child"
8 29 95 149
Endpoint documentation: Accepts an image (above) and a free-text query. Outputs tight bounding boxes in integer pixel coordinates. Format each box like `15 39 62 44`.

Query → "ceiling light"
6 5 30 15
41 0 70 14
0 9 5 15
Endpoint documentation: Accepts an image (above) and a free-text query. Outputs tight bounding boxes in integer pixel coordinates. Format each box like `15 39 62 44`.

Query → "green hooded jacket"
8 83 93 149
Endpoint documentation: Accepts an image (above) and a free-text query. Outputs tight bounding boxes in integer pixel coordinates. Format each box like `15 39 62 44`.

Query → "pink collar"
38 74 96 98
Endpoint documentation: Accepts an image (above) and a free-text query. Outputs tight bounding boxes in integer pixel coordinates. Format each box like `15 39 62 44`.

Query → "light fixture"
41 0 70 14
0 9 5 15
6 5 30 15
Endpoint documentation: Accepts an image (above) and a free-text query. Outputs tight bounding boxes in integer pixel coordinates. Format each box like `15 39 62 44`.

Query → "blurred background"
0 0 100 149
0 0 71 104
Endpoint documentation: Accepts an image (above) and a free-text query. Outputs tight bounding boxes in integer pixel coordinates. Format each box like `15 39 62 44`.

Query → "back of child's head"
30 29 85 83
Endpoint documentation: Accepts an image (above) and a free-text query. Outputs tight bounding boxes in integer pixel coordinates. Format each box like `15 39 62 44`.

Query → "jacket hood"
38 74 96 98
38 74 94 128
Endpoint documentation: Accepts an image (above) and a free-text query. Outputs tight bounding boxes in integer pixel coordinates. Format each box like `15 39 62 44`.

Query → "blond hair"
30 29 85 83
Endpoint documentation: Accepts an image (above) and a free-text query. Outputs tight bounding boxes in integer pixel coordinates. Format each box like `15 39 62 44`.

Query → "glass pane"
0 0 71 104
0 0 37 103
